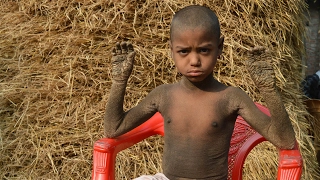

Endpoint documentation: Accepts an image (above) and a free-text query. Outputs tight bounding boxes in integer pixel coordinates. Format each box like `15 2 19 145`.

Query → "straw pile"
0 0 318 179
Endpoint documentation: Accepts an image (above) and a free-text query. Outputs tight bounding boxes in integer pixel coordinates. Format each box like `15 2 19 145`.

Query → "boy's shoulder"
223 86 253 108
213 81 241 94
149 83 174 97
211 83 249 103
223 85 242 93
223 85 248 98
150 82 182 99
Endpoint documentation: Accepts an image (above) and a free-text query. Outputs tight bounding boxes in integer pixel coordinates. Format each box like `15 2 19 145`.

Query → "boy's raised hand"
111 42 136 82
245 46 275 92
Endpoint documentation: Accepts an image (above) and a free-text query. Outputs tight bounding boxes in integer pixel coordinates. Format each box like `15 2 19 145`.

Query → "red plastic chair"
92 103 303 180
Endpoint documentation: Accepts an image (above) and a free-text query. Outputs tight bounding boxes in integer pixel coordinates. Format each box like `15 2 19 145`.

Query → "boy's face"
170 28 223 83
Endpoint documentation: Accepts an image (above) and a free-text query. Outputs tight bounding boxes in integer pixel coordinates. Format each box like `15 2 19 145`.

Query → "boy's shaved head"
170 5 220 41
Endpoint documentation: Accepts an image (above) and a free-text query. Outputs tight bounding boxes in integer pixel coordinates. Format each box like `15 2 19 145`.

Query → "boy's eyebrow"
175 45 190 49
198 43 214 47
175 43 214 49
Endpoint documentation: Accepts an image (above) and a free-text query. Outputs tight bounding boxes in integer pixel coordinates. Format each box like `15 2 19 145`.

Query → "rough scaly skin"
244 46 296 149
104 43 296 179
104 41 137 137
111 42 135 83
245 46 275 92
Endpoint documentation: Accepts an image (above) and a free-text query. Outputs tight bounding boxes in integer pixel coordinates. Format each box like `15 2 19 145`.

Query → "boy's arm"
236 46 296 149
104 42 161 138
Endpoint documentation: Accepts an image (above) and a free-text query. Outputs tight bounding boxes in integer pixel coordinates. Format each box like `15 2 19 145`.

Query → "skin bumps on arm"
104 42 165 138
237 47 296 149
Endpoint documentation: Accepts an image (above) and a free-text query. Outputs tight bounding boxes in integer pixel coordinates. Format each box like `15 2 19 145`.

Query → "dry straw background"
0 0 319 179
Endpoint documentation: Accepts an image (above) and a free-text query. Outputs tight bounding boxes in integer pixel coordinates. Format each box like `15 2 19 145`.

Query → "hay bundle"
0 0 318 179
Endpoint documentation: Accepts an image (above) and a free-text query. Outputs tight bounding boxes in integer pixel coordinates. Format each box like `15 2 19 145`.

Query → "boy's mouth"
187 70 203 76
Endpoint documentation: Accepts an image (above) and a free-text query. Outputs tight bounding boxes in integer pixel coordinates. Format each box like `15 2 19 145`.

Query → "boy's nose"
190 53 201 66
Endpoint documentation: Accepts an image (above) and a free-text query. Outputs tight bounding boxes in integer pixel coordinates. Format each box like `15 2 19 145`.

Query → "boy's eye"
200 48 209 53
178 50 188 54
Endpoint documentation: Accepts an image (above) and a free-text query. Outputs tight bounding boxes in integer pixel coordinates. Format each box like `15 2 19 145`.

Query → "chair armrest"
277 143 303 180
92 112 164 180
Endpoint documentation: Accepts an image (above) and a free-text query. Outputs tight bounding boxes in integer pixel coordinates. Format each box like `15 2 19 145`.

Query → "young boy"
104 5 296 180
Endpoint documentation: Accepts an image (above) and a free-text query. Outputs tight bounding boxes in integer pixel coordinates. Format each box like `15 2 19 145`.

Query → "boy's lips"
187 70 203 76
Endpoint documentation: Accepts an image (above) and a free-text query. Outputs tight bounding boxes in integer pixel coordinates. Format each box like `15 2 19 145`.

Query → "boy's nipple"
167 118 172 124
212 122 218 127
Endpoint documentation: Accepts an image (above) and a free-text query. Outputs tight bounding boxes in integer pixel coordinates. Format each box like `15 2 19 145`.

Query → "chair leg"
92 140 116 180
277 148 303 180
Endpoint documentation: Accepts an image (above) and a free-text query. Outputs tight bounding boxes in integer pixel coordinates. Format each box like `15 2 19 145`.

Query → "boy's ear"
218 36 224 56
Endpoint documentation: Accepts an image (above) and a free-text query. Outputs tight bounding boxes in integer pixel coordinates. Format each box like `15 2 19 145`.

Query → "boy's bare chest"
162 90 236 137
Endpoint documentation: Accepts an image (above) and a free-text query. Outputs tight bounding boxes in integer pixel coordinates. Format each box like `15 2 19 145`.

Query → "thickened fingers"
114 42 121 55
111 46 117 56
127 42 134 52
120 42 128 53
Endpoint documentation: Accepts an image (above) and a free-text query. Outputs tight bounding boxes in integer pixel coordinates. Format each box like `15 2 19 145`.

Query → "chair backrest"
228 104 268 180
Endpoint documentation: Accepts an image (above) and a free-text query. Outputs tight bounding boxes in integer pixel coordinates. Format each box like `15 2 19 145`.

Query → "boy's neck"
180 74 217 91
